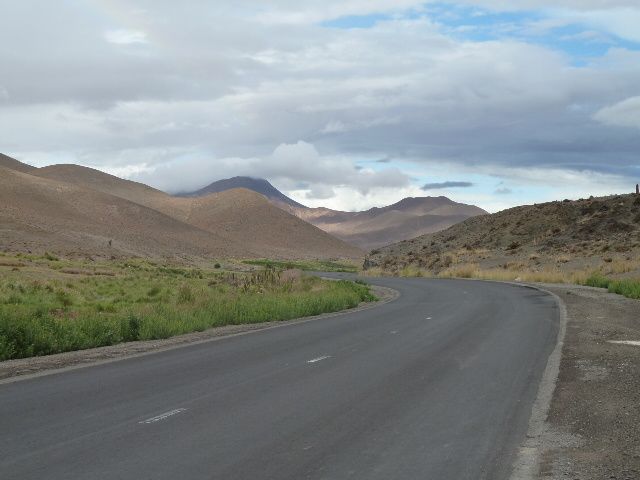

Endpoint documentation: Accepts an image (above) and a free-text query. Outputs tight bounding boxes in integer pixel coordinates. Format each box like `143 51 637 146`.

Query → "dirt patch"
533 284 640 479
0 284 397 383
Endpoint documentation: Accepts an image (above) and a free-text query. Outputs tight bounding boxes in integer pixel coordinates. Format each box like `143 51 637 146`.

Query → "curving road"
0 276 559 479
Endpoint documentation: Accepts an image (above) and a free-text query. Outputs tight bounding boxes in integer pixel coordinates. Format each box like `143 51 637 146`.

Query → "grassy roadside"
0 254 375 360
583 272 640 299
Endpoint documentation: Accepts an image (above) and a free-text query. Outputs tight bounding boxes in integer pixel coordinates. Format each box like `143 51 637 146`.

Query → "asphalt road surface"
0 275 559 480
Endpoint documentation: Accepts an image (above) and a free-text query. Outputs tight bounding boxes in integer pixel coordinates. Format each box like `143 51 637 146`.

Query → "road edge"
509 283 568 480
0 283 399 385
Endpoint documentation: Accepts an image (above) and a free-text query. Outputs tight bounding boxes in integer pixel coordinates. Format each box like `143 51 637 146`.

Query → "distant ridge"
184 176 487 249
180 176 306 209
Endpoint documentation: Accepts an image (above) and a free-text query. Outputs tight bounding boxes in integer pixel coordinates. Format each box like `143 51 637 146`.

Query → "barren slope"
185 177 487 249
291 197 487 249
0 153 36 174
34 164 190 219
366 194 640 278
1 161 363 260
0 166 245 260
186 189 363 259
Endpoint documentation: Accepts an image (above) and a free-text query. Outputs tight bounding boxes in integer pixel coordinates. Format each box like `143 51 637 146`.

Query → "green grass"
242 259 359 273
584 273 640 299
0 258 375 360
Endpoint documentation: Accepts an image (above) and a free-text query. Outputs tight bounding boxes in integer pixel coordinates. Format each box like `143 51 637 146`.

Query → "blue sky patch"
321 13 391 29
321 2 640 66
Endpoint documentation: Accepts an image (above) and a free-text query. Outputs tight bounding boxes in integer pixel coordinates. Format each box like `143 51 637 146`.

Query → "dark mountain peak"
179 176 306 208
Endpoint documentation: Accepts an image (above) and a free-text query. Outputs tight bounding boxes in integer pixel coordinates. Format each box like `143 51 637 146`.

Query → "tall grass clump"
584 273 640 299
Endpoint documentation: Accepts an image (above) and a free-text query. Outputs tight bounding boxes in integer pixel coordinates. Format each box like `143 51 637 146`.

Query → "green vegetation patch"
584 273 640 300
0 259 375 360
243 259 359 273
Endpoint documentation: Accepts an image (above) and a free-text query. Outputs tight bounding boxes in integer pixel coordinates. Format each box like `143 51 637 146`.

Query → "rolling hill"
0 156 363 260
184 178 487 249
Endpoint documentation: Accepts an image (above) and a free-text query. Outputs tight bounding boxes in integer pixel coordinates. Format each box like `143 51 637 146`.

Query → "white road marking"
426 317 432 320
307 355 331 364
608 340 640 346
139 408 187 424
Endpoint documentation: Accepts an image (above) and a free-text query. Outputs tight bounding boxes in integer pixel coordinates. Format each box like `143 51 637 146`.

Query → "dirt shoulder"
530 284 640 479
0 284 398 383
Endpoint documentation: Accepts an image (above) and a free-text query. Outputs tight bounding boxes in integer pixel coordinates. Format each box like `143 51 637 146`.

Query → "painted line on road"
307 355 331 364
139 408 187 424
608 340 640 346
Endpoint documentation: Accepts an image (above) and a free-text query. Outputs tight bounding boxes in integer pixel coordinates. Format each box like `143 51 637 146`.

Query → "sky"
1 1 640 213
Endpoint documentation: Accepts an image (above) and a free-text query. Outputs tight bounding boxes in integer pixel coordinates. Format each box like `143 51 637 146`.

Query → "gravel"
532 284 640 479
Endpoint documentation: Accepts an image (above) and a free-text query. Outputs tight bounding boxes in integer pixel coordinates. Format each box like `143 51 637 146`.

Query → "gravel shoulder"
0 284 398 383
526 283 640 479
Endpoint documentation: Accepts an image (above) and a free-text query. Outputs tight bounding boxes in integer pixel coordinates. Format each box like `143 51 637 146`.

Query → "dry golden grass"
601 258 640 275
438 263 592 284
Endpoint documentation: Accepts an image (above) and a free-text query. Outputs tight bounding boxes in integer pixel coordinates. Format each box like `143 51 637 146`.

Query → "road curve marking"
307 355 331 364
139 408 187 424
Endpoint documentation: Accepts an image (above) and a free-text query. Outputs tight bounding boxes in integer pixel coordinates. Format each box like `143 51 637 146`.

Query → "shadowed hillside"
180 176 306 209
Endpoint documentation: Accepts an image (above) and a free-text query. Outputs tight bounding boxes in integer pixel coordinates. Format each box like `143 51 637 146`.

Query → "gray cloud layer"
0 1 639 206
422 181 474 190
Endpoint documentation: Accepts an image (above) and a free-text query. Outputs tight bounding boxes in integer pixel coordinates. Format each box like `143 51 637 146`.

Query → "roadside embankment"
524 284 640 479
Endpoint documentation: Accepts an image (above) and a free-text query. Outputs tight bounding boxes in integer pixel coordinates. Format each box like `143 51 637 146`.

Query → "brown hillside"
366 194 640 279
291 197 487 249
33 164 190 219
0 153 36 174
2 162 362 260
186 189 364 259
183 179 487 249
0 166 245 260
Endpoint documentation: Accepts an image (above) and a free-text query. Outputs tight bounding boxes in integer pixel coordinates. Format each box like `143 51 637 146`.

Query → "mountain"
184 178 488 249
293 197 487 250
33 164 191 220
0 165 238 260
180 176 306 209
0 153 36 174
0 157 363 260
365 194 640 277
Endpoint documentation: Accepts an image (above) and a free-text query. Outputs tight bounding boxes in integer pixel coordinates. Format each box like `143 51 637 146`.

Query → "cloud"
104 30 148 45
593 96 640 129
494 187 512 194
0 1 639 211
422 181 474 190
130 140 410 197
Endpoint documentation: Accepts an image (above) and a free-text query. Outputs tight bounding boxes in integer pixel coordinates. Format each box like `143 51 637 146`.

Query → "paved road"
0 276 558 480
